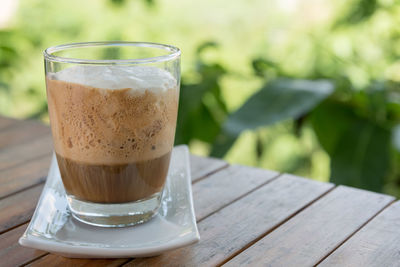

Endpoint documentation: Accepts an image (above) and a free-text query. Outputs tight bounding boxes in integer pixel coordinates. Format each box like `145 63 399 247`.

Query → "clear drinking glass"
44 42 181 227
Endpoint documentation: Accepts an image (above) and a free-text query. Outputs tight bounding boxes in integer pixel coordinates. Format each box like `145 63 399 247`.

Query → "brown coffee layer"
57 151 171 203
46 78 179 164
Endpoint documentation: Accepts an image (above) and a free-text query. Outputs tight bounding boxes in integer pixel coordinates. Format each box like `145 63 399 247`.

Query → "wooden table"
1 115 400 267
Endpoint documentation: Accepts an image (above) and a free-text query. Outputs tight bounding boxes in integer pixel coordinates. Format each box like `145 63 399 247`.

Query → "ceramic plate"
19 145 200 258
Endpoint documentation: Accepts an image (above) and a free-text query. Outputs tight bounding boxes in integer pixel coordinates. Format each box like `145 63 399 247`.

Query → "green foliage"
211 79 334 157
1 0 400 195
335 0 378 26
330 119 390 191
394 125 400 152
224 79 333 135
175 45 227 145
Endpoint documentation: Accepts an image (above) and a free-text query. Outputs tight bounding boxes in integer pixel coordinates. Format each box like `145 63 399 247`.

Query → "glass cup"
44 42 180 227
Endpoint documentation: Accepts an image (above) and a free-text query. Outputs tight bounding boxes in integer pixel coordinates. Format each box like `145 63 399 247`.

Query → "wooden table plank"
0 154 51 199
0 134 53 171
319 200 400 266
0 116 17 130
124 175 334 266
3 157 231 265
0 120 50 149
193 165 279 221
24 164 277 266
0 223 47 267
0 184 43 234
27 255 130 267
3 116 398 266
190 154 228 182
225 186 395 267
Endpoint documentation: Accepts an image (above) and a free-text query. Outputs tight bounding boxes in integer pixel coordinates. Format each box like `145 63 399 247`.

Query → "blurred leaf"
330 119 391 192
0 45 18 68
224 79 334 136
184 103 221 143
366 82 387 118
394 125 400 152
145 0 155 6
210 132 237 158
110 0 154 7
175 58 227 145
110 0 125 6
256 132 263 160
311 100 356 154
294 114 306 136
251 58 279 78
176 41 227 146
196 41 218 55
175 83 209 144
335 0 378 26
211 79 334 157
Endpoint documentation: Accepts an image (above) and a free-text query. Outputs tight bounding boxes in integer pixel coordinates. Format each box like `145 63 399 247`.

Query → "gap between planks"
25 165 281 266
0 152 52 174
313 199 396 266
0 156 232 265
0 180 46 202
0 154 51 201
21 253 50 267
191 163 229 185
222 185 395 267
217 185 337 267
197 172 283 223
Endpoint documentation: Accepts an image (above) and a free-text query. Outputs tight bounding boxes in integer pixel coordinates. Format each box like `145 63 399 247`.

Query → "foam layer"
50 65 176 93
46 66 179 165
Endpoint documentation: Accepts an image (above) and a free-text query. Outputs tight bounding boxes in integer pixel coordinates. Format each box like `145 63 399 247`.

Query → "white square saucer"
19 145 200 258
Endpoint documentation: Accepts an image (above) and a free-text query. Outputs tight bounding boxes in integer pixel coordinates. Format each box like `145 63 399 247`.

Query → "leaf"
175 52 227 146
175 83 209 144
334 0 378 27
210 79 334 157
394 125 400 152
210 132 237 158
330 119 391 192
224 79 334 136
196 41 218 55
176 103 220 144
251 58 279 78
311 100 356 154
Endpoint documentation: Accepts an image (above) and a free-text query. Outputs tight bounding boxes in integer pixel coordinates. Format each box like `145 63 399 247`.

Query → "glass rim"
44 41 181 64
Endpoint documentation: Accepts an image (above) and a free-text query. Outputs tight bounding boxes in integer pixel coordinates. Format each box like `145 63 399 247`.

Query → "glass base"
66 193 162 227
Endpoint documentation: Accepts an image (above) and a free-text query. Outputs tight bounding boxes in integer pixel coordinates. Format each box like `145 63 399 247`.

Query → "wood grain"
193 164 278 221
0 134 53 171
0 184 43 234
0 120 50 149
23 164 276 266
124 175 333 266
0 154 51 199
0 223 46 267
27 255 130 267
0 116 17 130
319 200 400 266
190 154 228 182
225 186 395 267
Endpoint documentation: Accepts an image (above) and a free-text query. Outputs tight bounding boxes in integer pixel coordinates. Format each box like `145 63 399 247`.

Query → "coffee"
56 151 171 203
46 65 179 204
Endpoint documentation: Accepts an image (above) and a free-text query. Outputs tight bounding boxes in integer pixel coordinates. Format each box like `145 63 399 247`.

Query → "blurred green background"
0 0 399 195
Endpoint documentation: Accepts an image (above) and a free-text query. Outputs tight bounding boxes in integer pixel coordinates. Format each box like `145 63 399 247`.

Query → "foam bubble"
50 65 176 93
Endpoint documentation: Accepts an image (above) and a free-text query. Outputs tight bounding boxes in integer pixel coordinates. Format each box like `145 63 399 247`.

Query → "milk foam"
50 65 176 93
